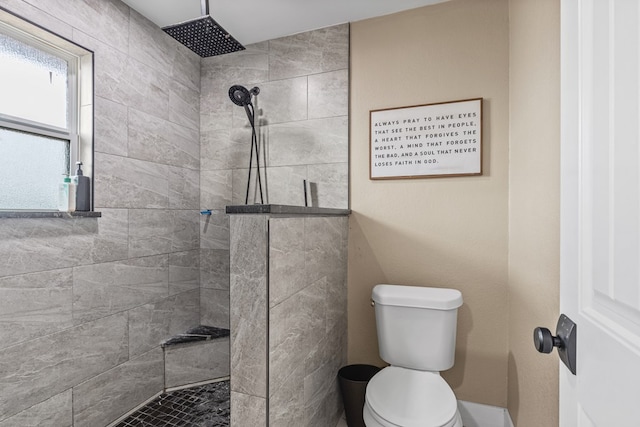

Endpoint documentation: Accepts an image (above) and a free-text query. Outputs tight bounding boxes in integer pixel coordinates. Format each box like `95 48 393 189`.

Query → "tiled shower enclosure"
0 0 349 425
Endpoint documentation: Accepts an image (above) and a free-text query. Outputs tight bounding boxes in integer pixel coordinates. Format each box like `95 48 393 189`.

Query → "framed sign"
370 98 482 179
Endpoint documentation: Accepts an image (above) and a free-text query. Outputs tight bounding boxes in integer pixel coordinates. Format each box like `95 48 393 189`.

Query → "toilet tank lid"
372 284 463 310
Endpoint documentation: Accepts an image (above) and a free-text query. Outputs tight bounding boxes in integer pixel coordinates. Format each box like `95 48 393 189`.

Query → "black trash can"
338 364 381 427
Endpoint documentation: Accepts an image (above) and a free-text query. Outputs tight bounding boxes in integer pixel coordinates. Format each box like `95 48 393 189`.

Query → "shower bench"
160 325 230 390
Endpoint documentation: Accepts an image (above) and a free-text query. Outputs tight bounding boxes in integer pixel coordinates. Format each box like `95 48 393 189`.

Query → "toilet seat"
363 366 461 427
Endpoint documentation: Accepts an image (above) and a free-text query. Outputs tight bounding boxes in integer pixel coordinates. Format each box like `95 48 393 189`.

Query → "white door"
561 0 640 425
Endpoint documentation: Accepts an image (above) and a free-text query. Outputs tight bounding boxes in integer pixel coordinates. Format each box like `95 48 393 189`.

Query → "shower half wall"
228 206 349 427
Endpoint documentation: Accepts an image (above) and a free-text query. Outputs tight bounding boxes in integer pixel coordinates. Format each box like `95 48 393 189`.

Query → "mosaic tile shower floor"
114 381 230 427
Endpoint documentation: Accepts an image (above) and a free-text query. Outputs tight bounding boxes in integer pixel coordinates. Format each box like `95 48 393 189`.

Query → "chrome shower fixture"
162 0 245 57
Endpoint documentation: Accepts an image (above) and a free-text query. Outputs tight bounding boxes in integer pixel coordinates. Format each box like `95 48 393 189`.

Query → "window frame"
0 7 94 212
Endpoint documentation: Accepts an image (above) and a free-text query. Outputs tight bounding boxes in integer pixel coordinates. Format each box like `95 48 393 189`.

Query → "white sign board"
370 98 482 179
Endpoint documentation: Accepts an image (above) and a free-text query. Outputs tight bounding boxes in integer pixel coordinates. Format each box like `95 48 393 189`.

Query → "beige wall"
349 0 510 407
507 0 560 425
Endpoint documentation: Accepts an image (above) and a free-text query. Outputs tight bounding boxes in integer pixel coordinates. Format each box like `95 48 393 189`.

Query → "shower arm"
201 0 210 16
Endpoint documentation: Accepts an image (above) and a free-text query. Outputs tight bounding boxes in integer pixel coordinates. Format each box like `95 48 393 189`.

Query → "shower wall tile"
201 169 234 209
0 389 72 427
304 356 340 427
169 250 200 295
75 28 171 119
164 338 230 388
308 69 349 119
170 210 200 252
94 96 128 156
28 0 130 53
129 290 200 358
201 288 230 328
128 108 199 169
269 24 349 80
169 166 200 209
116 57 171 119
73 348 164 427
248 77 308 125
305 216 347 284
231 391 266 427
128 209 173 256
0 313 128 419
268 116 349 166
269 218 306 307
170 79 201 131
201 128 252 171
128 9 175 73
72 255 169 323
0 209 128 277
200 249 230 290
127 209 198 257
260 165 308 207
94 153 169 209
231 168 268 206
269 364 305 427
72 29 127 101
307 163 349 209
200 84 234 133
202 41 269 78
1 0 74 40
269 289 317 395
230 216 268 398
200 209 230 250
0 269 73 350
173 42 201 93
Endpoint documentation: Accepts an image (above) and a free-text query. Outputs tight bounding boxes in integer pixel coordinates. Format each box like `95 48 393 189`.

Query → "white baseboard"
458 400 514 427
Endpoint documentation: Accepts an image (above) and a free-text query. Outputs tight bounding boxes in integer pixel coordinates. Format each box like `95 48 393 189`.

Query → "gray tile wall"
229 214 348 427
0 1 201 425
199 22 350 337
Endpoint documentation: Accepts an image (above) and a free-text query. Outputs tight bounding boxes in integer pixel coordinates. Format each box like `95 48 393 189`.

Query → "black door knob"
533 314 577 375
533 327 563 353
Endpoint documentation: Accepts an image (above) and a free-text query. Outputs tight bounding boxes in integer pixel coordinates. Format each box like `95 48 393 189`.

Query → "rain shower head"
162 0 245 57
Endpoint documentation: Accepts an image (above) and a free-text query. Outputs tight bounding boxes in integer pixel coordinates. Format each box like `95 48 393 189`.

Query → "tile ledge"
0 211 102 219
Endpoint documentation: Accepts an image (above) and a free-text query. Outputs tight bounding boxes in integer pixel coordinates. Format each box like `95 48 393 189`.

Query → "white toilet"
363 284 464 427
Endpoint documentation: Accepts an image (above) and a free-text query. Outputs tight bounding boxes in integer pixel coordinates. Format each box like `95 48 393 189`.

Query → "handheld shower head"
229 85 252 106
227 84 264 205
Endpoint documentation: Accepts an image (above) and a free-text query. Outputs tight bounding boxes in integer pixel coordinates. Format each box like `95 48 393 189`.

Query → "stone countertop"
225 204 350 216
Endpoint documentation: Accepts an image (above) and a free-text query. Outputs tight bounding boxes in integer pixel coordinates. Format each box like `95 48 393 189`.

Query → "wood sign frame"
370 98 483 180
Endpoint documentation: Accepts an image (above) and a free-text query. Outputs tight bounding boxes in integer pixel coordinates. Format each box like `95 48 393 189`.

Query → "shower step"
161 325 230 389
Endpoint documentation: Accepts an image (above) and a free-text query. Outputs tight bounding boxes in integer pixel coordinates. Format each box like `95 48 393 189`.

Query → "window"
0 9 93 211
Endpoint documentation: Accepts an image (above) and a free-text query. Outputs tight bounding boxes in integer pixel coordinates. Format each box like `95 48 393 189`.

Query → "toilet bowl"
364 284 463 427
363 367 462 427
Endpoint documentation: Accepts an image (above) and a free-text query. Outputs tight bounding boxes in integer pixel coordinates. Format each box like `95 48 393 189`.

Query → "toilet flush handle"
370 299 375 307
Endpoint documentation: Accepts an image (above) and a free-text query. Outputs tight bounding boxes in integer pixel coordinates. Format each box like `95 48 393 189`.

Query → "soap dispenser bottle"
72 161 90 211
58 174 76 212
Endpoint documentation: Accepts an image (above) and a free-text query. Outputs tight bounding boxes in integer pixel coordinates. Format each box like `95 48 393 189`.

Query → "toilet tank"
372 284 463 371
